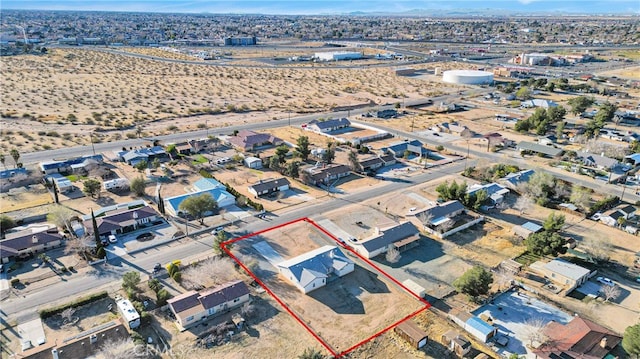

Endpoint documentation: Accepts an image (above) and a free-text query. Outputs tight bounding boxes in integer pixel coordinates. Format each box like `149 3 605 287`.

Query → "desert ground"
0 47 474 154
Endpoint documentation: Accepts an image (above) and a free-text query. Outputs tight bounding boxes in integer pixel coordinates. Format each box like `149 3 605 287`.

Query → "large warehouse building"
442 70 494 85
314 51 363 61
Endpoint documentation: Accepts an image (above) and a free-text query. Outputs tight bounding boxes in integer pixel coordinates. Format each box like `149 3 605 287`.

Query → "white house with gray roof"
277 246 354 294
353 222 420 259
531 259 592 292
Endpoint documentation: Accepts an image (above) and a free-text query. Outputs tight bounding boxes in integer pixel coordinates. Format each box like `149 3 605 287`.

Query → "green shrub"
171 271 182 283
10 278 20 286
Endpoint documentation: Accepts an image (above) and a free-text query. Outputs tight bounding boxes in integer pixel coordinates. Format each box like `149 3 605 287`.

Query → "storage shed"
402 279 426 298
442 330 471 357
394 320 428 349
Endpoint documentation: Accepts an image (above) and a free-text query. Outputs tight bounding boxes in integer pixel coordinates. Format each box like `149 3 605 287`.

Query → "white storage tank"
442 70 494 85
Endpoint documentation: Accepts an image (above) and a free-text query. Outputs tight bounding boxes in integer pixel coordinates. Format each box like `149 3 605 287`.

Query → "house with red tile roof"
534 316 622 359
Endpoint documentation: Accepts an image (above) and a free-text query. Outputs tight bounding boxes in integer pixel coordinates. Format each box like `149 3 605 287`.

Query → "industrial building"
224 36 257 46
442 70 494 85
314 51 363 61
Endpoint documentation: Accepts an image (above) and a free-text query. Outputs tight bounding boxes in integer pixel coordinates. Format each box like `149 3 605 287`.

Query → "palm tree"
9 148 20 167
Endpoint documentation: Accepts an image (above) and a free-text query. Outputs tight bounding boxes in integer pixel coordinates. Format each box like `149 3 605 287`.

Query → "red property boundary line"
221 217 431 358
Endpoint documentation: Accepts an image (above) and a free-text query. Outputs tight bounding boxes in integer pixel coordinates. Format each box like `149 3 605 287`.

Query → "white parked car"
108 235 118 243
597 277 615 287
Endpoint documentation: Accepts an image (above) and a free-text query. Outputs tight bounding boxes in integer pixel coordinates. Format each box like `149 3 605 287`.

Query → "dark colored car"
153 263 162 272
136 233 155 241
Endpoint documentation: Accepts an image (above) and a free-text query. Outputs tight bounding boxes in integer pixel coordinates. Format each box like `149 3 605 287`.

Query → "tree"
322 141 336 164
582 237 612 263
9 148 20 167
543 212 565 232
295 135 311 161
570 185 591 211
567 96 594 115
348 150 362 172
268 156 281 171
298 348 325 359
453 266 493 299
594 102 617 124
134 160 148 172
525 231 566 256
0 214 17 235
275 144 290 164
623 324 640 358
82 178 102 198
47 205 76 235
516 86 532 100
91 209 100 247
285 161 300 178
0 153 5 169
60 307 77 324
148 278 162 293
523 318 548 347
156 288 172 306
601 284 621 303
547 105 567 123
130 176 146 197
65 236 93 260
183 257 235 289
213 231 230 256
385 247 401 264
122 271 141 292
94 338 136 359
523 171 555 206
179 193 218 224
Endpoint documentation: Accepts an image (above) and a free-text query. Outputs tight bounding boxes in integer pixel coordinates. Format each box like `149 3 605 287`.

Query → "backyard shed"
394 320 428 349
513 221 542 239
442 330 471 357
402 279 426 298
464 316 498 342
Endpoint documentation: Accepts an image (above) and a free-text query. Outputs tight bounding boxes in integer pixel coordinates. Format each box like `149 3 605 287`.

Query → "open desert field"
0 47 459 154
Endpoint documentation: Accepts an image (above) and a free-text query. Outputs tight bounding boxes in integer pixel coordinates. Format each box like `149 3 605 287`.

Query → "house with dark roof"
353 222 420 259
0 228 64 263
248 177 290 197
20 319 129 359
39 154 104 175
534 316 622 359
307 118 351 133
277 246 354 294
227 130 283 152
117 146 167 166
382 140 428 158
83 205 159 238
302 163 351 186
0 167 27 179
411 201 466 227
167 280 250 330
500 169 535 189
411 200 484 238
358 156 385 173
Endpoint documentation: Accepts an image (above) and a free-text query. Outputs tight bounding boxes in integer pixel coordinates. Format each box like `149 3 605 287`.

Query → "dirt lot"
0 184 53 213
230 220 425 354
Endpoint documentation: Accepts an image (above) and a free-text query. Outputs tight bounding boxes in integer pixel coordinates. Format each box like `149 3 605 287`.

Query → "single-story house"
441 122 473 137
307 118 351 133
625 153 640 166
84 205 160 238
411 200 465 227
188 138 211 153
442 330 471 357
227 130 283 152
0 227 64 263
599 208 625 227
512 221 543 239
248 177 290 197
353 222 420 259
467 182 509 204
20 318 129 359
302 163 351 186
500 169 535 189
358 156 385 173
377 109 398 119
167 280 250 331
39 154 104 175
520 99 558 109
530 259 591 291
243 156 262 169
394 320 428 349
517 141 563 157
382 140 428 158
575 151 619 170
45 173 74 193
537 135 558 146
379 154 397 166
170 142 193 155
118 146 167 166
164 178 235 217
277 245 354 294
534 316 622 359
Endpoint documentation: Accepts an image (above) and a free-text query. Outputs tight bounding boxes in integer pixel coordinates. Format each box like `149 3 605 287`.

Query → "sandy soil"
0 184 53 213
0 48 455 154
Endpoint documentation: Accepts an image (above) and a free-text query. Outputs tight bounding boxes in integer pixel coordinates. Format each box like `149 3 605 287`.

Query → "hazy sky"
3 0 640 14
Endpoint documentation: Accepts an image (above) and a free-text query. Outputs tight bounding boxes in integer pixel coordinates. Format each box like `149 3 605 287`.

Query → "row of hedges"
39 291 109 319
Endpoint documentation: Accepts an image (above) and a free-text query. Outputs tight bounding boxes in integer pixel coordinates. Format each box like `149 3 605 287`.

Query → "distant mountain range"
3 0 639 15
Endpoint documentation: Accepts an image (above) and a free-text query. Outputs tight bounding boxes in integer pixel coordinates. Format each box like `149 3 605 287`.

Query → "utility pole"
90 132 96 155
288 110 291 127
205 120 209 137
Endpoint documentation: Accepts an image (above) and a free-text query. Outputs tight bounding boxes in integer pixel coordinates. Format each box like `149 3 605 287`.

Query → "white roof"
543 259 590 281
116 299 140 322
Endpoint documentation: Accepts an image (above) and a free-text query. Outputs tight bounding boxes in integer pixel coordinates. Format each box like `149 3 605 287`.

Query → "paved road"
1 160 468 323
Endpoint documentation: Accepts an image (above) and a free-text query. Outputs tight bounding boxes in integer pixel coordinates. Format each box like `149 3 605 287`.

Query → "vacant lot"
0 184 53 213
230 219 425 355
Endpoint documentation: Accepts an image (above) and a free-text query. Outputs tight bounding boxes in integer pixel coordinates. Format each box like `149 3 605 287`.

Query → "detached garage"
394 320 428 349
